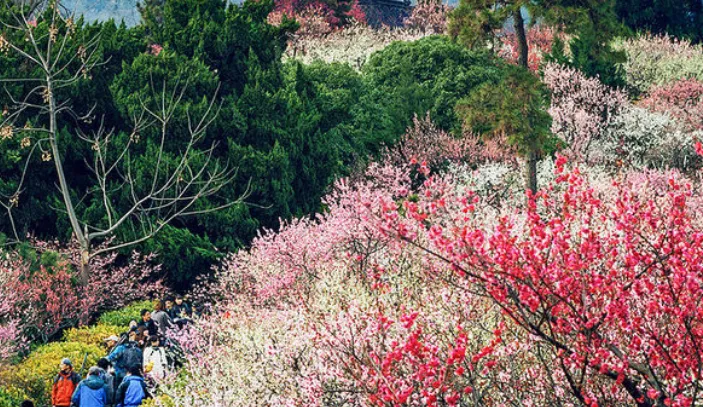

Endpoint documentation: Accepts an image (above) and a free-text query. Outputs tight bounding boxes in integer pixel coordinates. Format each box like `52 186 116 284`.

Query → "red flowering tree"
372 152 703 407
498 25 559 72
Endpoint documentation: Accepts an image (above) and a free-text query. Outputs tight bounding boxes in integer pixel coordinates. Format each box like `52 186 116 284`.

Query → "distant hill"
60 0 459 27
62 0 141 25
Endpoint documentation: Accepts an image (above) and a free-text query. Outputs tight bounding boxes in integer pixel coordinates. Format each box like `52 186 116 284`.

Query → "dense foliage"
0 0 435 288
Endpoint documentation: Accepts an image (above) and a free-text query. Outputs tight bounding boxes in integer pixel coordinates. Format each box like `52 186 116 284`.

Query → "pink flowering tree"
382 114 515 172
403 0 450 34
613 34 703 94
0 241 163 350
543 63 628 163
640 78 703 132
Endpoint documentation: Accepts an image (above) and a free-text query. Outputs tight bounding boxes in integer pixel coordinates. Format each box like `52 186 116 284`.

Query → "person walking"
51 358 81 407
151 301 172 337
106 336 143 389
143 336 169 381
97 358 115 407
71 366 107 407
136 310 157 337
173 295 192 318
115 366 150 407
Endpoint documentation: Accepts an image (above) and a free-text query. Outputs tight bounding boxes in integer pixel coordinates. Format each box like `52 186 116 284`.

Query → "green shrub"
0 341 103 407
98 300 155 327
0 387 25 407
63 323 123 347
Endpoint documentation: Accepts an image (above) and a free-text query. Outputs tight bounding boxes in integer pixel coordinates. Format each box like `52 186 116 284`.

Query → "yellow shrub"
143 395 175 407
0 341 103 407
63 323 123 347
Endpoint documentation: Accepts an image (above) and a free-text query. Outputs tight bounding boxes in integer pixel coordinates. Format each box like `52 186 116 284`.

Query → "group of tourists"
43 295 193 407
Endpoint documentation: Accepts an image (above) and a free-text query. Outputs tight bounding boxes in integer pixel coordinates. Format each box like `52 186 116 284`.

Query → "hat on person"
104 335 120 342
88 366 101 376
61 358 72 367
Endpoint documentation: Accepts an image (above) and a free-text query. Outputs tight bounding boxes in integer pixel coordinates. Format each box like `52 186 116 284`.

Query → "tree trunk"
525 148 538 195
48 77 91 284
513 8 529 69
79 248 91 284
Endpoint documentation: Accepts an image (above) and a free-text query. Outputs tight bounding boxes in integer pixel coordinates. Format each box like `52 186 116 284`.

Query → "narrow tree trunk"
525 148 537 195
48 77 91 284
80 248 91 284
513 8 529 69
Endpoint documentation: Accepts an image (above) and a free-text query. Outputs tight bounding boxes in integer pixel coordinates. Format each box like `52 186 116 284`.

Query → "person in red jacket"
51 358 81 407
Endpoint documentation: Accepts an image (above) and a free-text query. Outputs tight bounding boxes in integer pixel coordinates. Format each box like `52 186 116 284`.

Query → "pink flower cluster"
640 78 703 131
0 241 163 357
543 63 628 163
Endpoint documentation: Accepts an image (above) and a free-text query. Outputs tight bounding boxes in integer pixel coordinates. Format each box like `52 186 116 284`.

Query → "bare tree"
0 1 247 282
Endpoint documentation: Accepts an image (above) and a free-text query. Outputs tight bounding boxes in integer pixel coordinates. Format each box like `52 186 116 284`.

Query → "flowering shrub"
0 242 162 357
613 34 703 94
268 3 334 37
543 63 628 162
268 0 365 33
640 78 703 131
595 106 703 171
372 155 703 407
499 25 559 71
284 22 429 70
403 0 449 34
383 114 514 171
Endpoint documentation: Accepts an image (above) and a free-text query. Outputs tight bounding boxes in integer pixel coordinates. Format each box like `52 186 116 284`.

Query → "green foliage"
615 0 703 43
542 1 626 88
448 0 625 87
0 341 102 407
448 0 522 50
0 387 24 407
362 36 504 133
0 0 390 289
98 300 155 327
457 65 553 155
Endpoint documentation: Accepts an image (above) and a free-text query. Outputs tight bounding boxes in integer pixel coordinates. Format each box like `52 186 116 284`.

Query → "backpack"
163 338 185 369
121 342 143 371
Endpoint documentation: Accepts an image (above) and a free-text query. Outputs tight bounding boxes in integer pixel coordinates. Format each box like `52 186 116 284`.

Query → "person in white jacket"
143 336 169 381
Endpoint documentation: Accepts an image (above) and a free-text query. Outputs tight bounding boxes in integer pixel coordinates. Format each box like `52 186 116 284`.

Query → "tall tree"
457 66 552 194
0 1 245 282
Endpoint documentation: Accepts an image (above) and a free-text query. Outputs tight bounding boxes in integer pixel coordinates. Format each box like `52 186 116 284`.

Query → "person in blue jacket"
115 366 150 407
105 335 142 388
71 366 107 407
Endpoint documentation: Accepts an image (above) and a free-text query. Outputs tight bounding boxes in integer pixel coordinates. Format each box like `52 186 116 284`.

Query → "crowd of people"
35 295 193 407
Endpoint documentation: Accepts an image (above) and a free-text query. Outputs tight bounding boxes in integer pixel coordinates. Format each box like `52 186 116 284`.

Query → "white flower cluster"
613 34 703 94
284 23 430 71
595 106 702 171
